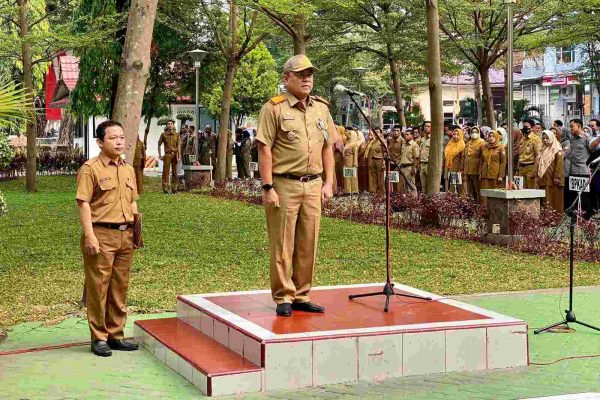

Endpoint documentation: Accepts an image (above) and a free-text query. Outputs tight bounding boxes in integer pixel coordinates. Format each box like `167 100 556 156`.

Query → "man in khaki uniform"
399 130 420 192
257 54 338 317
158 119 180 193
133 136 146 194
518 120 541 189
76 120 139 357
464 127 485 202
365 128 385 195
387 125 403 192
419 121 431 192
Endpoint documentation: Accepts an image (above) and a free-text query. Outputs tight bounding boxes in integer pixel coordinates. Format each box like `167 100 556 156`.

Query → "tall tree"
425 0 443 194
112 0 159 163
439 0 556 128
201 0 267 182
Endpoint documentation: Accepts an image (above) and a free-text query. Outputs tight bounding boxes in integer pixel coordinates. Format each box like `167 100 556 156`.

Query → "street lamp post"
188 49 208 132
505 0 516 186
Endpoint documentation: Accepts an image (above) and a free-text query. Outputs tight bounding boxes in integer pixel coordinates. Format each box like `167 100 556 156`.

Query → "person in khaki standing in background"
158 119 180 193
419 121 431 192
365 127 385 195
464 126 485 203
387 125 404 192
518 120 541 189
133 136 146 194
399 130 420 192
257 54 338 317
76 120 139 357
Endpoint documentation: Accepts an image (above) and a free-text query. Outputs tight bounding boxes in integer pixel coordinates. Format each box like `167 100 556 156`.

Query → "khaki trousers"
266 176 322 304
465 174 480 203
368 158 385 195
134 166 144 194
519 164 538 189
401 166 416 192
419 164 428 192
82 226 134 341
162 154 178 192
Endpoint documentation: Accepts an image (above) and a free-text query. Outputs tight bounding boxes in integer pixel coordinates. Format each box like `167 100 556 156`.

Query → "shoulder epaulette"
83 157 98 166
313 95 330 107
270 95 286 105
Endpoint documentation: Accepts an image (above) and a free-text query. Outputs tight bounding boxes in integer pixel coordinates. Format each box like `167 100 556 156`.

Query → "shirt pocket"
125 178 136 202
98 178 117 205
279 117 302 144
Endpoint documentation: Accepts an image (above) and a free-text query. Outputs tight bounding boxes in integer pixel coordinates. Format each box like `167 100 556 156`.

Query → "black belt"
93 222 133 231
520 162 534 166
275 174 320 182
400 163 413 168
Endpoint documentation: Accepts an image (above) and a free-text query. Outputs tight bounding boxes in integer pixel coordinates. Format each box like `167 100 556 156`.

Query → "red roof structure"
49 54 80 109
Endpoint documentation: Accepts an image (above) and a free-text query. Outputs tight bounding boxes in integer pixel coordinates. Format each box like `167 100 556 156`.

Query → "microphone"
588 154 600 166
334 84 366 97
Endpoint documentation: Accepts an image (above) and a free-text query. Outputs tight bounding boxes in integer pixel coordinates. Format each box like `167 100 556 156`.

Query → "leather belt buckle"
300 175 310 182
118 224 128 231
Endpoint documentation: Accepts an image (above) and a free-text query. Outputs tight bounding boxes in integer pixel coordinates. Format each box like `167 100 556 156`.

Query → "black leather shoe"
91 340 112 357
276 303 292 317
291 302 325 313
107 339 139 351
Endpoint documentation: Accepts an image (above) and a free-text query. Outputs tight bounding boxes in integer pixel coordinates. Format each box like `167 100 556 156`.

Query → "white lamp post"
188 49 208 132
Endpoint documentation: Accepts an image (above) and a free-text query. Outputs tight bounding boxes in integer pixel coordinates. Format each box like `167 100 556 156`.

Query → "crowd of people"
329 118 600 218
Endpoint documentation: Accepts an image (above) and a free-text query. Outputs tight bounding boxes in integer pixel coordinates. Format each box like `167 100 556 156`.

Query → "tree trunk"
425 0 443 194
473 69 483 126
479 64 496 129
143 114 152 147
18 0 36 192
292 14 307 55
388 52 406 127
113 0 158 163
216 58 238 181
108 0 129 119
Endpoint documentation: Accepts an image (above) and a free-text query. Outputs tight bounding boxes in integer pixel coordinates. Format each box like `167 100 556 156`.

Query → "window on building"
556 47 575 64
442 100 454 107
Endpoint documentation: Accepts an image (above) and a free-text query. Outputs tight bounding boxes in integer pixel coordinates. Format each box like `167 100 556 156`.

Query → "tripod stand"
534 161 600 334
344 93 430 312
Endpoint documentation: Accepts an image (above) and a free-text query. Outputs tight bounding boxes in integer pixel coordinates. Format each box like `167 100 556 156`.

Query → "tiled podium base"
134 283 528 396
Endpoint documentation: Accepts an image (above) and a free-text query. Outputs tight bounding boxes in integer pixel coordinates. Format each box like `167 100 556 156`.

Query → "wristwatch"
262 183 274 191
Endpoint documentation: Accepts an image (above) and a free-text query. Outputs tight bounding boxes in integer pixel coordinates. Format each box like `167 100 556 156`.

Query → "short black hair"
590 118 600 125
96 120 123 141
235 127 244 134
534 122 543 127
523 119 535 126
393 124 402 130
553 119 563 127
167 119 175 124
421 121 431 129
243 130 251 139
570 118 583 127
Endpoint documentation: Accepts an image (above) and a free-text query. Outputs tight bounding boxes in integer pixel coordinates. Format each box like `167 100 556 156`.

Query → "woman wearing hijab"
537 129 564 212
497 127 509 147
480 131 507 205
444 128 465 194
343 130 359 194
464 127 485 203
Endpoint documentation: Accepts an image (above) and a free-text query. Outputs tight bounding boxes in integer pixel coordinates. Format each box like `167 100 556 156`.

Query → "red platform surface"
206 286 490 335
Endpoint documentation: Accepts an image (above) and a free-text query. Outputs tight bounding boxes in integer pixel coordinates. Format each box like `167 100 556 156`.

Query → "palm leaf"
0 80 34 128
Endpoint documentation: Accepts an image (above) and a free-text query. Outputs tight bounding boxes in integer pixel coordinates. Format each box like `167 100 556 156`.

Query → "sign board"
249 162 259 172
188 155 197 163
513 176 524 190
569 176 590 193
448 172 462 185
343 167 357 178
385 171 400 183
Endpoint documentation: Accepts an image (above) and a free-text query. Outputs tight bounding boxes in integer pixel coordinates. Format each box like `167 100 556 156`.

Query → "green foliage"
0 80 33 128
513 99 544 123
405 103 425 127
204 43 279 119
459 97 478 121
0 133 13 169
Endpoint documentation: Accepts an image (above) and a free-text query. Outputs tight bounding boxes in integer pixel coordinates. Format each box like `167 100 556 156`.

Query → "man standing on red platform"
256 55 338 317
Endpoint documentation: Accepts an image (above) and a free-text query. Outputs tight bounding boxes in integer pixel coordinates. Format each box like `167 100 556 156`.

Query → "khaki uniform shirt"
480 146 507 179
133 140 146 167
519 135 541 165
388 138 403 165
420 136 430 163
256 92 338 176
158 130 180 154
76 154 138 224
366 138 384 160
400 140 419 166
464 138 485 175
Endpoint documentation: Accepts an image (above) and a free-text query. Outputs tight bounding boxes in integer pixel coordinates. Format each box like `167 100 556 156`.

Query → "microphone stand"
345 93 431 312
534 161 600 334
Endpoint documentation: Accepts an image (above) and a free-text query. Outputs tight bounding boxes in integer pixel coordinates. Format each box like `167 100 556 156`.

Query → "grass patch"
0 175 597 327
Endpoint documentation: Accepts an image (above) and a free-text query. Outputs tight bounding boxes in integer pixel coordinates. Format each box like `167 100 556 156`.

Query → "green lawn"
0 175 597 328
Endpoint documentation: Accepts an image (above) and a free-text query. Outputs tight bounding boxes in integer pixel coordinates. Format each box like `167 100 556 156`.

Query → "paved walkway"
3 288 600 399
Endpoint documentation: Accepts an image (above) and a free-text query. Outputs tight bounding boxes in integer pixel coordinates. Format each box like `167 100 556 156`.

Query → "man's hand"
84 234 100 255
553 178 561 185
263 188 279 208
321 182 334 203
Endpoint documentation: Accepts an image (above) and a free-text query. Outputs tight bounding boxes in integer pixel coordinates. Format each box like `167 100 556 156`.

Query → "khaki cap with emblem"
283 54 318 73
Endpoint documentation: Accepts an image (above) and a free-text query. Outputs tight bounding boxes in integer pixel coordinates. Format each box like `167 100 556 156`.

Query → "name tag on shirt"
448 172 462 185
343 167 357 178
569 176 590 192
